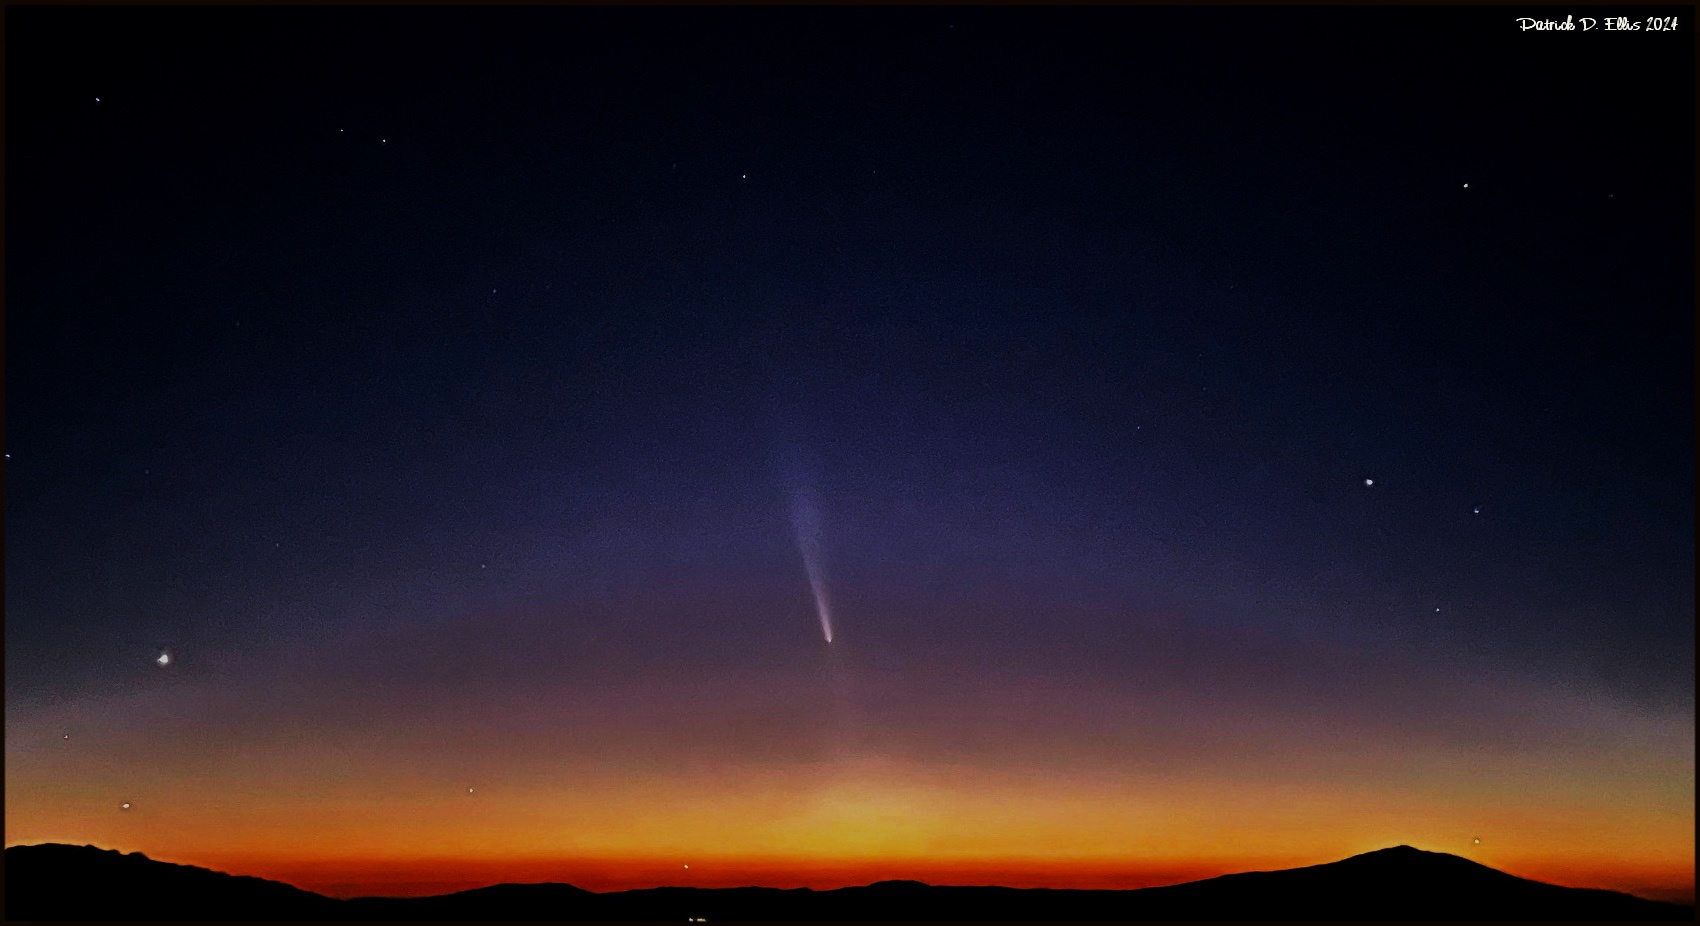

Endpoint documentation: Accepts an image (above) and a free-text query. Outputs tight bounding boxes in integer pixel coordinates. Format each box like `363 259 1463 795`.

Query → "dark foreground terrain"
5 842 1692 921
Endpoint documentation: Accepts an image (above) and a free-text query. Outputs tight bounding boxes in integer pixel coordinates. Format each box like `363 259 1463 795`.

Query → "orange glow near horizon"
8 733 1693 902
7 626 1692 906
170 854 1275 899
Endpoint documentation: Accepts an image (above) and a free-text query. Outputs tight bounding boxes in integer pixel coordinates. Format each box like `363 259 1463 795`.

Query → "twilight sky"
5 4 1694 904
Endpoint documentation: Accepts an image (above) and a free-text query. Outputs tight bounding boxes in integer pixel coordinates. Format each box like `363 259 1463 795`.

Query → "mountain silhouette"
6 842 1692 920
3 843 340 920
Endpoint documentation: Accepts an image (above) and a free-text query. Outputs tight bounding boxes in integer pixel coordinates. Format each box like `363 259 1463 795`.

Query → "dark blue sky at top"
7 7 1693 713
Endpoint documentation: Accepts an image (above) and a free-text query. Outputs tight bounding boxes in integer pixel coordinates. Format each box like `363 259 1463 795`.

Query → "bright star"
1364 478 1374 487
121 802 132 810
156 651 171 667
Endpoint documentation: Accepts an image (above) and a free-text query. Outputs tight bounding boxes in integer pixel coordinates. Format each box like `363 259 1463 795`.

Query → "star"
1363 478 1374 487
683 864 689 869
121 802 132 810
1462 182 1469 189
1473 836 1481 845
467 787 475 794
156 651 171 667
1473 506 1481 514
62 734 70 741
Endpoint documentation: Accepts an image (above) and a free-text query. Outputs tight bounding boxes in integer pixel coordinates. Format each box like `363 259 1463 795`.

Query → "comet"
789 486 834 644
